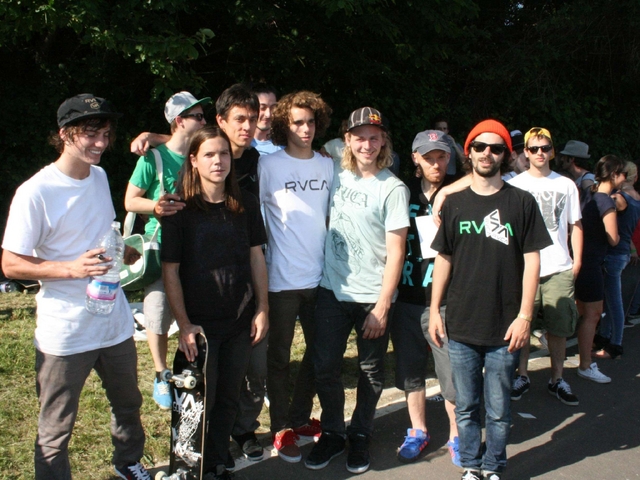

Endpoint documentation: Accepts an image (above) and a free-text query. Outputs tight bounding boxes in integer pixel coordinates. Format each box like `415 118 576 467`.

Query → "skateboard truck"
160 368 199 390
155 468 189 480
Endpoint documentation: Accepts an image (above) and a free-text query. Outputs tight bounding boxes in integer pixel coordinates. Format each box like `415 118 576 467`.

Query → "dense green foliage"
1 0 639 225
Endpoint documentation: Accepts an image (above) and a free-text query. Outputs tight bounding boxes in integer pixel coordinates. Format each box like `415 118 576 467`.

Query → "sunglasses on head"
181 113 205 121
526 145 553 154
469 142 507 155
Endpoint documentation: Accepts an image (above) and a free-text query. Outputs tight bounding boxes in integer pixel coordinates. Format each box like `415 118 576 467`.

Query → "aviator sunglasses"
526 145 553 154
469 142 507 155
181 113 205 121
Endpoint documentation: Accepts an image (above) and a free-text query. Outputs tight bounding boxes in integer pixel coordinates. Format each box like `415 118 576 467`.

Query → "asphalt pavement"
150 321 640 480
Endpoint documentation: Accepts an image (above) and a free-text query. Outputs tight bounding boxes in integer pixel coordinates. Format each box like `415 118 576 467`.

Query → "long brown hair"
179 125 244 213
591 154 625 193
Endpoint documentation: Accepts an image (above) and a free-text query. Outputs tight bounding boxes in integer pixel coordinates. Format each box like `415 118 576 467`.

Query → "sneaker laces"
121 462 150 480
513 376 528 389
556 379 573 394
277 429 299 447
156 381 170 396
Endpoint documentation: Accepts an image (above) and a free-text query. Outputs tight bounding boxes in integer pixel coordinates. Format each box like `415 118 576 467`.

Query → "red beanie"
464 119 512 155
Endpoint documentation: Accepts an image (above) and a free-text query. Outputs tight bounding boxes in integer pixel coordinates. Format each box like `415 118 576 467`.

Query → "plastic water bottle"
86 221 124 316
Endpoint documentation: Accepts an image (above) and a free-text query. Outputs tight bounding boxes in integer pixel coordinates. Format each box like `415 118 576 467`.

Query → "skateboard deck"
156 332 208 480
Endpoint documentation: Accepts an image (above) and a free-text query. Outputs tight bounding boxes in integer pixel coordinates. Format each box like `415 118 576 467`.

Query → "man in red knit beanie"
428 119 551 480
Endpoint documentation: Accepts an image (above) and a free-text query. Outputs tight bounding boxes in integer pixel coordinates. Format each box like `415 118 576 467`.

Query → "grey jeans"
34 337 144 480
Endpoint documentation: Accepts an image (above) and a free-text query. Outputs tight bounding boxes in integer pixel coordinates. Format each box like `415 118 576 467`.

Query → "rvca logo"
458 209 513 245
285 179 330 192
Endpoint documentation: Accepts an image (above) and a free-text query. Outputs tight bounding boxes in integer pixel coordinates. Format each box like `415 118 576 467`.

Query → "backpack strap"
123 149 165 237
151 148 166 197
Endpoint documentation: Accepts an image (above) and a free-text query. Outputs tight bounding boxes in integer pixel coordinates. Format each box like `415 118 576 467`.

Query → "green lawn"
0 292 402 479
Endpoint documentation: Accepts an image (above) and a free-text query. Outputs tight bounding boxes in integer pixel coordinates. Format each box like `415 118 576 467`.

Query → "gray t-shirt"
321 165 410 303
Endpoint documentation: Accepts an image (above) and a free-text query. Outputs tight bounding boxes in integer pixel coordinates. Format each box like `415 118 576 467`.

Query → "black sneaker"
346 432 370 474
114 462 151 480
548 378 579 406
233 432 264 461
510 375 530 400
203 465 234 480
224 450 236 472
304 431 346 470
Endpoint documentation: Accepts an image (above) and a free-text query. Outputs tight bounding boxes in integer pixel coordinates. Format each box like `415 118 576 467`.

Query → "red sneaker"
293 418 322 439
273 429 301 463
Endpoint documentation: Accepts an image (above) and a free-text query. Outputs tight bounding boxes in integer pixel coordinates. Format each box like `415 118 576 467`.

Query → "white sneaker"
577 362 611 384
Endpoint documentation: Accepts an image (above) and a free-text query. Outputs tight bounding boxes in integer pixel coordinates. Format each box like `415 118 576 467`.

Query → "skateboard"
156 332 208 480
0 279 39 293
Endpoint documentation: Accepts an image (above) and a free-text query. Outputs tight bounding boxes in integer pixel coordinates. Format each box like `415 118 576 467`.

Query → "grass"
0 292 407 479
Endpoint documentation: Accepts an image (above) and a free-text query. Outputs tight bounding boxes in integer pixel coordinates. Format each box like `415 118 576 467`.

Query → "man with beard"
391 130 460 465
429 120 551 480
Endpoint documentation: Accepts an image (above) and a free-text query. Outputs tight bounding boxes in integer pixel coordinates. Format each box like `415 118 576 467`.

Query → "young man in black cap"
2 94 150 480
305 107 409 474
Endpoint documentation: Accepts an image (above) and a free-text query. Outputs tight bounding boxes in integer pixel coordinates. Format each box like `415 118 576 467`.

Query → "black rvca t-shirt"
432 183 552 346
161 190 267 337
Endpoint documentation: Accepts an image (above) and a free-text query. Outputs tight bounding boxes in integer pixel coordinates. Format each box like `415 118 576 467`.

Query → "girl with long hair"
593 161 640 359
575 155 625 383
161 125 269 479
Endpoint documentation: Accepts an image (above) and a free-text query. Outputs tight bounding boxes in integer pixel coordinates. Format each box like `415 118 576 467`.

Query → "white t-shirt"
258 149 334 291
322 138 345 162
509 170 582 277
251 138 283 157
2 164 133 356
321 166 410 303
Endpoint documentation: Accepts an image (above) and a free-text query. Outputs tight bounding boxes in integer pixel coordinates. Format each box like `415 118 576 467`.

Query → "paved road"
150 322 640 479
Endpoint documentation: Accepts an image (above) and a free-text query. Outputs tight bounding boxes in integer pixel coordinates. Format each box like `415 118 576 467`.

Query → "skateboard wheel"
183 375 197 389
155 471 168 480
160 368 172 382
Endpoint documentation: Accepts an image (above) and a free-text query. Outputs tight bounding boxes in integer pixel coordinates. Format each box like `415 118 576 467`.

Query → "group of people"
1 84 636 480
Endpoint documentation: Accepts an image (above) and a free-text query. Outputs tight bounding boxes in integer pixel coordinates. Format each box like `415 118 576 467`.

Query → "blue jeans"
448 339 518 473
602 253 630 346
314 287 392 436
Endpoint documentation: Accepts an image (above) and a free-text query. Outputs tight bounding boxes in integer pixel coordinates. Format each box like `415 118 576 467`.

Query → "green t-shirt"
128 144 185 240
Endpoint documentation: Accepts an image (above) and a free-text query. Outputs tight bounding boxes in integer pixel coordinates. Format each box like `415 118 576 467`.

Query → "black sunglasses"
469 142 507 155
526 145 553 154
181 113 205 121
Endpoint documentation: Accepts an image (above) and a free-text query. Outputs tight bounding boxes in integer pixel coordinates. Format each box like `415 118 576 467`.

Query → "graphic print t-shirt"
432 183 552 346
320 166 410 303
508 171 581 277
397 175 455 305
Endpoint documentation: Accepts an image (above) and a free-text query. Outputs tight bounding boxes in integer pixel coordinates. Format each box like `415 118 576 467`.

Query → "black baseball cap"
347 107 387 132
57 94 123 128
